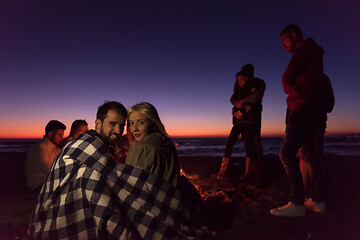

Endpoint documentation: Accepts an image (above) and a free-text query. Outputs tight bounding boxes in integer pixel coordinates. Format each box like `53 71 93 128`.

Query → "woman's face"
236 75 246 87
129 110 151 142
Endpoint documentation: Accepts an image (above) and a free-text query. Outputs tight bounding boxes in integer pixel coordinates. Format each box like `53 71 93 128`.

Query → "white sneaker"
304 198 326 213
270 202 306 217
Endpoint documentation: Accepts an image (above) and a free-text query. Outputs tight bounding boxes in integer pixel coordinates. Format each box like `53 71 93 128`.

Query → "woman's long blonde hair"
127 102 169 146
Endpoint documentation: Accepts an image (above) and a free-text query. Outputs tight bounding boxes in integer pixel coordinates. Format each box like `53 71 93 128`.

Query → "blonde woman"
125 102 181 188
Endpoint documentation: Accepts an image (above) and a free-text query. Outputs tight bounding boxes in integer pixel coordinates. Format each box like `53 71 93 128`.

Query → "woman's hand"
234 100 244 109
233 110 243 119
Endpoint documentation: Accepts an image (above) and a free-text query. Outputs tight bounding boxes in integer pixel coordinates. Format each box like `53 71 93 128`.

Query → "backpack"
319 74 335 113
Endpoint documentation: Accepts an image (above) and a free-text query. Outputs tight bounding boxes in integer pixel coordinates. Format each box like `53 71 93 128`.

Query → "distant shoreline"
1 133 360 140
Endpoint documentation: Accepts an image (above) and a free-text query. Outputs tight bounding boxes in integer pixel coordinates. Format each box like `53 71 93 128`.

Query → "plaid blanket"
29 130 212 239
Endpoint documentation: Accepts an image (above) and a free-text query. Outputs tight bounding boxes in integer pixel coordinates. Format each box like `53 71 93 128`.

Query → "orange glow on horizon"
0 121 357 139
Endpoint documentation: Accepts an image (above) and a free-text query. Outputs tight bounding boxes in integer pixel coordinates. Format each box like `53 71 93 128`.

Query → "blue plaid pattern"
29 130 212 239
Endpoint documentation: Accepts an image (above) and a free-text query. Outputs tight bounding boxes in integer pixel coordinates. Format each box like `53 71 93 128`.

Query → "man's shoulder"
64 130 111 161
253 77 265 84
297 38 324 55
250 77 266 89
71 130 100 145
30 138 51 152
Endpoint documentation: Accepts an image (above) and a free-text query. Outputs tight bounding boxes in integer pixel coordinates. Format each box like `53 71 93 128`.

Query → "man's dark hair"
241 64 254 78
45 120 66 135
69 119 88 136
279 24 303 39
97 101 127 122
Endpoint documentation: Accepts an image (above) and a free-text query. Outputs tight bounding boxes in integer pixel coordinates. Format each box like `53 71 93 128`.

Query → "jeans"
280 108 326 205
299 127 326 202
224 122 256 160
254 118 263 166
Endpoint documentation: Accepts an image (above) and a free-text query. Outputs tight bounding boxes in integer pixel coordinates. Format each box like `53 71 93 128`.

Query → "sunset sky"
1 0 359 138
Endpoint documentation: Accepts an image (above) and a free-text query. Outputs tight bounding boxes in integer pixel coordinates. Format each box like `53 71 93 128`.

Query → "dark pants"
224 122 256 160
299 127 326 202
254 118 263 166
280 108 326 205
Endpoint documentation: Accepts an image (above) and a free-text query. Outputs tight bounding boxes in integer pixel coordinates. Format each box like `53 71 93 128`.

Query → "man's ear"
47 131 54 139
95 119 102 131
290 32 297 41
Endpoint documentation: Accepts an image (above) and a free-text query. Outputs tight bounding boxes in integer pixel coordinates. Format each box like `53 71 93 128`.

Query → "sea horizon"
1 134 360 157
1 132 359 140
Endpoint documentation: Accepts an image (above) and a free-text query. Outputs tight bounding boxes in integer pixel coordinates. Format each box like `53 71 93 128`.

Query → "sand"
0 152 359 239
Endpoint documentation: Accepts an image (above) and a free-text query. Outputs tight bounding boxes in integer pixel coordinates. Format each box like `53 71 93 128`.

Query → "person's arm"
230 92 239 104
231 79 266 109
239 79 266 104
231 91 245 109
282 48 307 94
37 147 56 174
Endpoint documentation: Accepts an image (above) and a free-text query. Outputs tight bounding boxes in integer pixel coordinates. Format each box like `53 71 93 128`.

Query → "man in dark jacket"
271 24 329 217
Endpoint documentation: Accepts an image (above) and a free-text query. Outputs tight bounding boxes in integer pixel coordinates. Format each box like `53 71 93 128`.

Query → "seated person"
24 120 66 191
126 102 181 188
29 101 211 239
59 119 88 148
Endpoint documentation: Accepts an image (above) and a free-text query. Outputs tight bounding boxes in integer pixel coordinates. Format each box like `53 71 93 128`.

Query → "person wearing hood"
126 102 181 188
271 24 329 217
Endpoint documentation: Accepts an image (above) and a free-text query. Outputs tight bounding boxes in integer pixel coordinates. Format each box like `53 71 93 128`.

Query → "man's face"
128 111 151 143
96 109 126 145
48 129 64 145
281 33 296 53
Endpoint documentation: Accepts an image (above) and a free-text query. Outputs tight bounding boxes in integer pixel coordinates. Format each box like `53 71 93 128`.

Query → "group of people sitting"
26 101 212 239
25 119 88 191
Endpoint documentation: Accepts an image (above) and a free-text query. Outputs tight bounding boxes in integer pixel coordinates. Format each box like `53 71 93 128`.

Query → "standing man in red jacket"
270 24 330 217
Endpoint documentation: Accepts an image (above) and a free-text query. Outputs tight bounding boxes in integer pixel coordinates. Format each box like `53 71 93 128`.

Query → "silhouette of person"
214 65 265 180
270 24 332 217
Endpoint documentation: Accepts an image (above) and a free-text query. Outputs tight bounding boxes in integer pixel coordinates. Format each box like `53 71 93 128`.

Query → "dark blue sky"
1 0 359 137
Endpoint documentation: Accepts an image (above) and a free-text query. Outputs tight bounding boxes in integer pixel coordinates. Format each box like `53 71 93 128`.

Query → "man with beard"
29 101 211 239
270 24 330 217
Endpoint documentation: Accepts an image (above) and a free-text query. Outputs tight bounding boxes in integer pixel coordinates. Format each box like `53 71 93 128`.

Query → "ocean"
1 135 360 157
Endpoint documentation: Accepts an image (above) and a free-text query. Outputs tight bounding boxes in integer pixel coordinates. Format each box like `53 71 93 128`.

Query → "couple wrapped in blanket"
29 130 212 240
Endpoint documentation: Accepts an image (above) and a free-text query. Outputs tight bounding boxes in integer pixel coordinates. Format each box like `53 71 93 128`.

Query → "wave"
1 137 360 157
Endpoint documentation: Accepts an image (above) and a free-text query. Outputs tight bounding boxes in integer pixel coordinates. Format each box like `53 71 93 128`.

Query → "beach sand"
0 152 359 239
